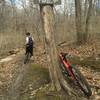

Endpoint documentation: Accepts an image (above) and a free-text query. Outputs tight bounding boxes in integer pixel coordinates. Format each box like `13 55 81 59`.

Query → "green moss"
19 64 65 100
34 92 61 100
20 64 50 100
32 84 61 100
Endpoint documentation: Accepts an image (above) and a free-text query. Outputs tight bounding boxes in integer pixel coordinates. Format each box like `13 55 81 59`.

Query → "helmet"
26 32 30 36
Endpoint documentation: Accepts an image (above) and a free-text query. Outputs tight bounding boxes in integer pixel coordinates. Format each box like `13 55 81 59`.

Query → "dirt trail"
0 46 46 100
8 62 28 100
0 50 25 100
0 44 100 100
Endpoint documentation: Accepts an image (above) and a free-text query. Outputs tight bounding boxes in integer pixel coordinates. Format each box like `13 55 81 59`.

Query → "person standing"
25 32 34 58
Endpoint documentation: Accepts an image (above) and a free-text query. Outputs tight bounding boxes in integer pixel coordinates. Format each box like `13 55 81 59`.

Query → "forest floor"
0 41 100 100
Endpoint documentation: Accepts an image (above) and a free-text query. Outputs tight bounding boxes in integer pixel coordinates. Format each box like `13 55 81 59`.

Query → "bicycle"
59 52 92 96
24 51 32 64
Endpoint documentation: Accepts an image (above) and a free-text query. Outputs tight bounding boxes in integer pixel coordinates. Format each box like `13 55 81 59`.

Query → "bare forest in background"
0 0 100 56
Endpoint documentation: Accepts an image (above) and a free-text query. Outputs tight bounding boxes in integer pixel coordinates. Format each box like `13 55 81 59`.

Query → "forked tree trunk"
84 0 93 42
75 0 93 44
40 5 84 99
75 0 84 44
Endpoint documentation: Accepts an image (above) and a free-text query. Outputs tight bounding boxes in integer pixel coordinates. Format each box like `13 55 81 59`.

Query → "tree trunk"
40 4 85 98
0 1 5 34
75 0 84 44
40 5 61 91
75 0 93 44
84 0 93 42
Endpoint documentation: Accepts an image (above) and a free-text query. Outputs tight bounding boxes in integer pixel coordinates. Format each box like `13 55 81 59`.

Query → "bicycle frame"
59 53 92 96
24 52 31 64
59 53 75 80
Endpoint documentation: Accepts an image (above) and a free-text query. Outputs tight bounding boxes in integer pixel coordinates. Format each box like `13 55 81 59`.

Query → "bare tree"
75 0 93 44
0 0 6 34
40 4 88 99
75 0 84 44
84 0 93 42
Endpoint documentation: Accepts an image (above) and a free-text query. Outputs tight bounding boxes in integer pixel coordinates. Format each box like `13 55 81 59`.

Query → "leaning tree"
34 0 88 99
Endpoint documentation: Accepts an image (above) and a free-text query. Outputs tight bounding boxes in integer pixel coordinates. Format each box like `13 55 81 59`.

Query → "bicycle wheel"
24 53 31 64
71 66 92 96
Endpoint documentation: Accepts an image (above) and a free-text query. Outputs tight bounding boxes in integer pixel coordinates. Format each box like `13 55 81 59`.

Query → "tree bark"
75 0 93 44
40 4 88 100
40 4 79 96
75 0 84 44
0 1 5 34
84 0 93 42
40 5 61 91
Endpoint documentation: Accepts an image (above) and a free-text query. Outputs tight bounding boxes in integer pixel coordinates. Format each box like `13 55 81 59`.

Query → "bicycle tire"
71 66 92 96
24 53 31 64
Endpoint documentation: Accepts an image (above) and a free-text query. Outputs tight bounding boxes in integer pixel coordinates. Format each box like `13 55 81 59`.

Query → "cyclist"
25 32 34 59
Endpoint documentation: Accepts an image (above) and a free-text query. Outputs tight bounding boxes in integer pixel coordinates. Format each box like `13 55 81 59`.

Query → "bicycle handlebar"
60 52 71 60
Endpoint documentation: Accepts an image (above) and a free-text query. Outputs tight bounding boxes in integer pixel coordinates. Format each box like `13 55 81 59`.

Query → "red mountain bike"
59 52 92 96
